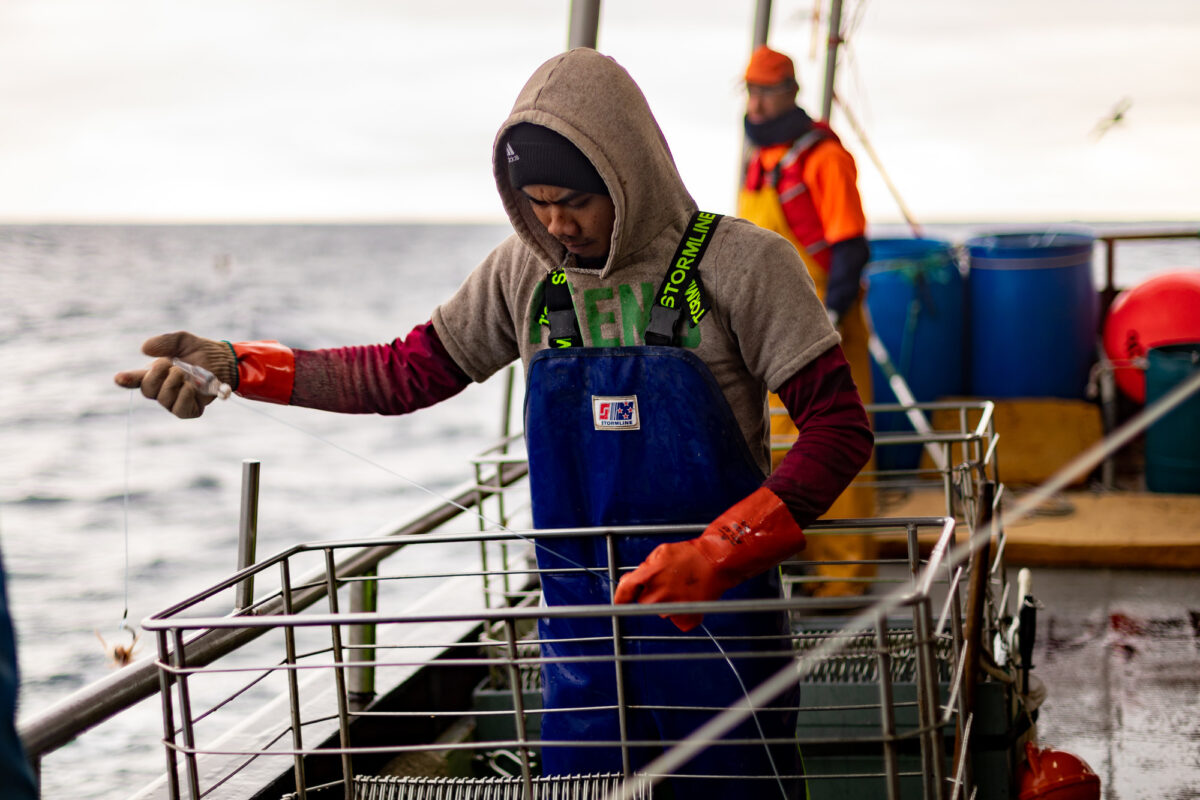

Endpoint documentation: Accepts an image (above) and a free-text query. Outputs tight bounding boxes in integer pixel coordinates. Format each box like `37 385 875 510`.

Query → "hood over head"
494 48 696 278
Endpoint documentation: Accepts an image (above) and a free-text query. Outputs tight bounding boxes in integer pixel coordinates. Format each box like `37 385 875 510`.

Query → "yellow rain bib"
738 184 878 597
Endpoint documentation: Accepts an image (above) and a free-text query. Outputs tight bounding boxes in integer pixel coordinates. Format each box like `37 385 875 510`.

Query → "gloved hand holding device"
114 331 294 418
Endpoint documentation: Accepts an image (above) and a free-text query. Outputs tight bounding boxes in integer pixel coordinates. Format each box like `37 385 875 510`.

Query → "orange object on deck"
1102 270 1200 403
1018 741 1101 800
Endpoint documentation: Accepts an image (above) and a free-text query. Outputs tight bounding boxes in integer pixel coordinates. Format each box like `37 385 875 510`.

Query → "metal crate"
772 399 999 527
143 513 994 800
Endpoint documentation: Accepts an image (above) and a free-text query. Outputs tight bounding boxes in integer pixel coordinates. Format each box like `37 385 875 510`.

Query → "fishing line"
120 390 133 634
232 400 520 536
228 396 790 797
701 626 788 800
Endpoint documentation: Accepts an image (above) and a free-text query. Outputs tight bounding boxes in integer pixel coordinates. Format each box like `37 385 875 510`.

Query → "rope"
832 92 924 238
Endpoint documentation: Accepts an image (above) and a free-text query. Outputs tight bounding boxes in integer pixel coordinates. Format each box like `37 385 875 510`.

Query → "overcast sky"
2 0 1198 224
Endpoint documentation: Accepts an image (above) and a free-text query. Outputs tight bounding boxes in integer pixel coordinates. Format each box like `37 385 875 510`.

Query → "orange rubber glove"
613 487 806 632
229 340 294 404
114 332 294 417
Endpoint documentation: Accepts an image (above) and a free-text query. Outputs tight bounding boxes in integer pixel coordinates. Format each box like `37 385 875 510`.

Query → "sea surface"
1 221 1197 798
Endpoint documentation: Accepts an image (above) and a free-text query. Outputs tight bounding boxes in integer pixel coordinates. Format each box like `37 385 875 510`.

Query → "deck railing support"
281 559 308 799
348 568 378 706
323 549 355 800
236 459 260 610
874 614 901 800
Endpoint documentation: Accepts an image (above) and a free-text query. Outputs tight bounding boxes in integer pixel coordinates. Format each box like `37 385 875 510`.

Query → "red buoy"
1102 270 1200 403
1018 741 1101 800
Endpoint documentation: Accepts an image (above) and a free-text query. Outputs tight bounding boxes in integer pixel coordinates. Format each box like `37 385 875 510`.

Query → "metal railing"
772 399 998 529
16 457 528 789
141 515 970 800
1095 228 1200 321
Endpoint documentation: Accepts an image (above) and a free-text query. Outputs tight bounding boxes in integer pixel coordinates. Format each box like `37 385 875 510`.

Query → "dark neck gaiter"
744 106 814 148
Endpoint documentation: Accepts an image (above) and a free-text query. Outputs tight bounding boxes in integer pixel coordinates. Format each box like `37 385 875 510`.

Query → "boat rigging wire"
800 0 920 236
807 2 822 61
833 92 923 237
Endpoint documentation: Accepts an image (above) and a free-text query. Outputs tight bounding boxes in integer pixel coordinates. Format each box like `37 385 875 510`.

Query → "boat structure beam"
567 0 600 50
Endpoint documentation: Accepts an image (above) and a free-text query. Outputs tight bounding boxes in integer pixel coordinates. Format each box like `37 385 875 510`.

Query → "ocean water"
0 223 520 798
1 221 1198 798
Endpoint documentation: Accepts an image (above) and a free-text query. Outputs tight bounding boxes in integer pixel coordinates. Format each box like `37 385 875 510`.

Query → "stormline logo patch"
592 395 640 430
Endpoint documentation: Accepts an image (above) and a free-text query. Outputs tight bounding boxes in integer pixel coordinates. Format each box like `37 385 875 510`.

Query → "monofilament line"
234 400 515 533
121 391 132 632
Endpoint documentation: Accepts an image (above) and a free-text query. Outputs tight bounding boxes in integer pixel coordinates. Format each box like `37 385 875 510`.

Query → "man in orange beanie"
739 44 877 597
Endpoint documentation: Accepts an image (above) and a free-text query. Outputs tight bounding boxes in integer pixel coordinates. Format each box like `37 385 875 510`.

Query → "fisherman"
739 44 878 596
116 48 872 797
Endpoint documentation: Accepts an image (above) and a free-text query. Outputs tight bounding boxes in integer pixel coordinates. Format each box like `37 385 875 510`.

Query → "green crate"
797 680 1021 800
471 682 543 744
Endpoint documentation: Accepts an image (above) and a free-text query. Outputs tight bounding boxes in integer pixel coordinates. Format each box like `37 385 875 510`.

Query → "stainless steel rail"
17 460 528 768
773 399 999 528
143 516 962 800
1096 228 1200 319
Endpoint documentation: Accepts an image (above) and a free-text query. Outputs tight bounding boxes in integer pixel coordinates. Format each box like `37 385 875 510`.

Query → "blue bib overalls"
524 345 802 797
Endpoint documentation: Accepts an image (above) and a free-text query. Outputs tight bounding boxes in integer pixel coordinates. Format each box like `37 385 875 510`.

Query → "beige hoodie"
432 48 837 473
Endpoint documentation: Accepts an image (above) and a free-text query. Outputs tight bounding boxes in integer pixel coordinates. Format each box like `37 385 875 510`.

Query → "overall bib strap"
644 211 723 346
543 263 584 348
539 212 724 349
768 127 829 187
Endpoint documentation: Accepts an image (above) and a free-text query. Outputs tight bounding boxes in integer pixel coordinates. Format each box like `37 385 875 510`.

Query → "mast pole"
820 0 844 121
752 0 772 47
568 0 601 49
739 0 774 184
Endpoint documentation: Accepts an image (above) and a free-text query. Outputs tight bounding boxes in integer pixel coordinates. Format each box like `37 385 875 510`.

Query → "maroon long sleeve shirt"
291 321 872 528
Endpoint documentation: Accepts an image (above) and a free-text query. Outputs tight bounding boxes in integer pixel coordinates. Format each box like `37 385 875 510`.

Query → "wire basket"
145 517 976 800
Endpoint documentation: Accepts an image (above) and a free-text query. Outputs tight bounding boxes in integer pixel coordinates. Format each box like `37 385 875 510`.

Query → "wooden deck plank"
877 488 1200 569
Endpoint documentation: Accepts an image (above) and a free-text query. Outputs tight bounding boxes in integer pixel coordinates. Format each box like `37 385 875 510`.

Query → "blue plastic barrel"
1145 343 1200 494
865 238 966 470
966 231 1097 398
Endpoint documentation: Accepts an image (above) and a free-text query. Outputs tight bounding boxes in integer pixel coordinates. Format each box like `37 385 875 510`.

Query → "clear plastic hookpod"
171 358 232 400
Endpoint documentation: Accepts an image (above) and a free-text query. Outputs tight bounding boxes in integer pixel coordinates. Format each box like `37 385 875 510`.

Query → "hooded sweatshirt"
286 48 870 520
429 48 838 473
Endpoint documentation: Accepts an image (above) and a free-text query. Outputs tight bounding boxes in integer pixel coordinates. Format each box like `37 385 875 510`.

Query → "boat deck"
879 487 1200 569
857 560 1200 800
1019 566 1200 799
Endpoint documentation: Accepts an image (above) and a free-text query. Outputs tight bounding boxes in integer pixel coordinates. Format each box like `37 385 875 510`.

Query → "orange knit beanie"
744 45 795 86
